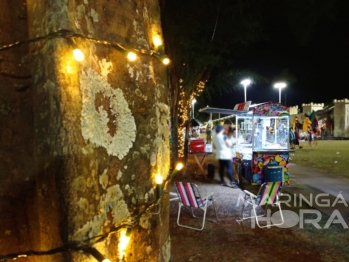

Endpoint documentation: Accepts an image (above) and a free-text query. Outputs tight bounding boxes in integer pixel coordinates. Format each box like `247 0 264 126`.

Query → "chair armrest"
243 190 257 198
203 193 214 200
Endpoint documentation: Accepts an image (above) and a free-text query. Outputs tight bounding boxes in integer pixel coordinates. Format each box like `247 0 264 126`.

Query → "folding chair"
236 181 284 228
175 181 218 231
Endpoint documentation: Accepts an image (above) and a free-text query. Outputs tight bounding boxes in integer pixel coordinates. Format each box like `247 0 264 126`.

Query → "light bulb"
175 163 183 170
155 175 163 184
127 52 137 61
118 229 131 259
153 36 162 46
73 49 84 61
162 57 170 65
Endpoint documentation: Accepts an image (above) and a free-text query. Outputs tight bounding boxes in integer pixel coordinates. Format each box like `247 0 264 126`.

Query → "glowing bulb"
241 79 251 86
162 57 170 65
274 82 287 88
127 52 137 61
155 175 163 184
153 36 162 46
118 229 131 259
102 259 111 262
175 163 183 170
73 49 84 61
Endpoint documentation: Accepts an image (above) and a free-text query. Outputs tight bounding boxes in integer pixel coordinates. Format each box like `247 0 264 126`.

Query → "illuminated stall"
251 102 290 185
199 102 291 185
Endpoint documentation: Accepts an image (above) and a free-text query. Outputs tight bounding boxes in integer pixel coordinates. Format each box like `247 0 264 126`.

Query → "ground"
169 148 349 262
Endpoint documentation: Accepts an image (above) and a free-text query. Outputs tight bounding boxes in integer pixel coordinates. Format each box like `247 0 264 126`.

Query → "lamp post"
192 98 196 118
274 82 287 103
240 79 251 102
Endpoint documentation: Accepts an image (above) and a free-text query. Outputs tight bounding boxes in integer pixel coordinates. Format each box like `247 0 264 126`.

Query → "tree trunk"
0 1 171 261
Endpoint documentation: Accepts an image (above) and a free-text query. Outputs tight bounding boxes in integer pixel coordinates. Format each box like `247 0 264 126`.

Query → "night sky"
201 0 349 111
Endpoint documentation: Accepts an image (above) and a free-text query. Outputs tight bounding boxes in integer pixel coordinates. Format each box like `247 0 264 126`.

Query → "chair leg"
237 196 266 225
211 198 219 221
190 198 218 222
177 203 206 231
269 202 284 227
255 203 284 228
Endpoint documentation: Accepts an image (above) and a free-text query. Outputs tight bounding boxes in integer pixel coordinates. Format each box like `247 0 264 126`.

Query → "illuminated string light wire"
0 29 170 65
0 163 183 261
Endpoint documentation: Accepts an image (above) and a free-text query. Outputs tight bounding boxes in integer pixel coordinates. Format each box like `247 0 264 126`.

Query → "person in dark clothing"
293 127 303 149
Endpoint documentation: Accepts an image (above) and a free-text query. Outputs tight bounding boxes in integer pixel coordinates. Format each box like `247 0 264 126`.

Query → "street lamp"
240 79 251 102
192 99 196 118
274 82 287 103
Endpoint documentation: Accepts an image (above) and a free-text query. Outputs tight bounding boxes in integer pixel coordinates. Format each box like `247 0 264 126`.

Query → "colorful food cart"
250 102 290 185
199 101 291 185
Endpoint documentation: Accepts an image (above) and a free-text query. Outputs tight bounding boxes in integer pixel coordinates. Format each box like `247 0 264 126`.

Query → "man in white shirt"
212 125 238 188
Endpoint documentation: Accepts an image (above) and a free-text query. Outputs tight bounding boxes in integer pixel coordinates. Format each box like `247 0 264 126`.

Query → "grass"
291 140 349 179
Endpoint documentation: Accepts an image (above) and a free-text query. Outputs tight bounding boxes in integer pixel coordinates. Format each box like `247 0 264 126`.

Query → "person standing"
294 128 303 149
212 125 237 188
228 126 240 187
206 124 212 144
289 128 295 149
312 127 318 146
308 126 313 146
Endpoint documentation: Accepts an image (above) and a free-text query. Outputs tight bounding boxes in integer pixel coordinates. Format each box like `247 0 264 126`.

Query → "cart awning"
199 106 249 115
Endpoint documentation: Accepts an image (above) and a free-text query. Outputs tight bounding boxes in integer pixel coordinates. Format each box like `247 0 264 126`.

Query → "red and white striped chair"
175 181 218 231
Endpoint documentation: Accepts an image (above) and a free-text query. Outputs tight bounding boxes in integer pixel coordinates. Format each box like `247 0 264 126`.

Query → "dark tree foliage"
160 0 341 160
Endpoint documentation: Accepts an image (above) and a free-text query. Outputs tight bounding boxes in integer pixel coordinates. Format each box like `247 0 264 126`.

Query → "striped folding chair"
236 181 284 228
175 181 218 231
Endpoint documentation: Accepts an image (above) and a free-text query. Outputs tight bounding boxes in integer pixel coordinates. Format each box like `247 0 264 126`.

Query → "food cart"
250 102 290 185
199 101 291 185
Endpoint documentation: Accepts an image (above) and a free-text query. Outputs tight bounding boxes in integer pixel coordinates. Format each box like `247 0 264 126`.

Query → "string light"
118 228 132 260
153 36 162 47
73 48 84 61
175 163 184 170
0 161 184 261
155 174 163 200
127 51 137 61
0 29 170 65
162 57 170 65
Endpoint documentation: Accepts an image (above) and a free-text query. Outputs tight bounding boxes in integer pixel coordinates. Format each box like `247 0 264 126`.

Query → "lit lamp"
73 48 84 61
161 56 170 65
153 36 162 47
192 99 197 118
155 174 163 199
240 79 251 102
169 163 184 180
175 163 184 170
127 51 137 61
85 247 111 262
118 228 132 260
274 82 287 103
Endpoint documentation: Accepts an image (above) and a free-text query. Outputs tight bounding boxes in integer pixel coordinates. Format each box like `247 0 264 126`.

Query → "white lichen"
117 170 122 180
139 214 151 229
146 245 152 255
77 198 89 214
80 60 136 159
160 236 171 262
90 8 99 22
99 169 109 190
151 103 170 176
72 185 130 241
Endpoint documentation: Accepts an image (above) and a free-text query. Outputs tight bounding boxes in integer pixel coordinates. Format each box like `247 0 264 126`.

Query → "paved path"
284 163 349 224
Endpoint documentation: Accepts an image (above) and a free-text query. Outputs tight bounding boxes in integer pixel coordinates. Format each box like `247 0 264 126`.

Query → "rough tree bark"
0 1 171 261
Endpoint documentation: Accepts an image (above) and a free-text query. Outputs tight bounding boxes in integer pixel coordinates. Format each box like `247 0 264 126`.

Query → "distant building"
288 100 349 137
